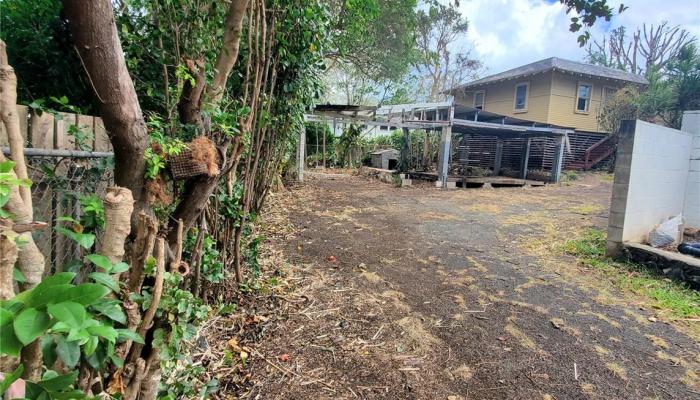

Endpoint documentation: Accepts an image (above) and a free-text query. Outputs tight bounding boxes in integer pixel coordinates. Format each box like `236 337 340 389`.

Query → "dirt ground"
231 171 700 399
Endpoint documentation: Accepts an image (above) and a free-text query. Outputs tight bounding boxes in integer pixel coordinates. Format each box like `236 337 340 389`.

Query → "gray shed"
370 149 400 170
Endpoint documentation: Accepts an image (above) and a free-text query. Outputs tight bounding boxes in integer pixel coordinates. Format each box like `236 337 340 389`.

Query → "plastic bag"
649 214 683 247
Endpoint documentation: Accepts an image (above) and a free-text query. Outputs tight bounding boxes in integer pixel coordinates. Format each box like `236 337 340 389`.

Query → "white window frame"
513 82 529 112
575 81 593 114
602 85 617 105
473 90 486 110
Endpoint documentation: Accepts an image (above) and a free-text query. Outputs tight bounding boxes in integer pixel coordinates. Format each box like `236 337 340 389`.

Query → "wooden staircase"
568 135 615 170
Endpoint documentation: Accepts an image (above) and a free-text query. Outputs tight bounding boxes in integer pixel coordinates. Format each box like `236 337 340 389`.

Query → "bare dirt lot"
233 172 700 399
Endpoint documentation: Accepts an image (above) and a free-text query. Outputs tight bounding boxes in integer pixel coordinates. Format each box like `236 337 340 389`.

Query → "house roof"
370 149 399 155
449 57 648 92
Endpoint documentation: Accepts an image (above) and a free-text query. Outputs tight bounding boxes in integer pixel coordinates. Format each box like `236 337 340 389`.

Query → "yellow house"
447 57 648 133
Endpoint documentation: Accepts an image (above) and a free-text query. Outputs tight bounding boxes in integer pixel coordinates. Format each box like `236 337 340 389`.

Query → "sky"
458 0 700 75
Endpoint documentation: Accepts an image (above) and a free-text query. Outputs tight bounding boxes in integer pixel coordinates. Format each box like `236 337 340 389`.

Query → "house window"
514 83 529 111
602 86 617 105
576 83 592 113
474 91 485 110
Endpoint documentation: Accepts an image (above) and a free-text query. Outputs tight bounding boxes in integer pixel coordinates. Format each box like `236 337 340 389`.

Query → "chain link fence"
25 152 114 270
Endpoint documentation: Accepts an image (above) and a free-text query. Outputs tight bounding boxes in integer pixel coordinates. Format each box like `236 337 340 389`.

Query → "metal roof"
370 149 399 155
307 101 573 139
448 57 648 92
313 104 377 113
452 105 574 130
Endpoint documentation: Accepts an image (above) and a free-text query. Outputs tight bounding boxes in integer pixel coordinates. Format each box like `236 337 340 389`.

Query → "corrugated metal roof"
449 57 648 91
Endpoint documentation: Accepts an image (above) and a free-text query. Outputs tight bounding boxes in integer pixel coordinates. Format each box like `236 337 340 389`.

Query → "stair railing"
583 135 612 169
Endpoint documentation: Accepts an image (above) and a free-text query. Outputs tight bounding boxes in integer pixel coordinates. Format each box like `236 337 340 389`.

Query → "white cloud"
458 0 700 75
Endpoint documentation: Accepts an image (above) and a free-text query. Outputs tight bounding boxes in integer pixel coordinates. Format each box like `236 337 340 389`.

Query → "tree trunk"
100 187 134 272
0 230 18 300
0 40 47 381
0 40 45 289
168 0 250 238
62 0 151 228
0 42 31 210
176 58 206 126
208 0 251 103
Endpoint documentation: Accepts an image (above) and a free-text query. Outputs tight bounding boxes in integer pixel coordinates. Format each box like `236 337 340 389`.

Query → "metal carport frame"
299 100 572 188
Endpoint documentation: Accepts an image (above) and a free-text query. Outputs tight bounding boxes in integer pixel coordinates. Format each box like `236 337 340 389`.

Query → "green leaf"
24 285 72 309
55 336 80 369
24 381 48 399
66 327 90 344
27 272 75 288
47 302 86 328
38 371 78 392
55 226 95 249
85 345 107 370
110 353 124 368
16 272 76 307
13 308 51 345
83 336 98 356
41 335 58 369
50 321 70 334
88 272 120 292
86 325 118 343
86 254 112 271
0 323 22 356
90 300 126 324
12 267 26 283
42 369 59 381
0 160 16 173
60 284 111 306
116 329 145 344
49 389 85 399
62 259 83 274
111 262 130 274
0 307 12 326
0 364 24 395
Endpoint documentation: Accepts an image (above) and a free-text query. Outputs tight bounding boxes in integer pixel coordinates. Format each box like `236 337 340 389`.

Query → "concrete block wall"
682 111 700 228
607 119 692 255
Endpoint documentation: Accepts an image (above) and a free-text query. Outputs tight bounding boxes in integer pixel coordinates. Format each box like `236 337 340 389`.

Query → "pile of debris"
625 214 700 290
648 214 700 258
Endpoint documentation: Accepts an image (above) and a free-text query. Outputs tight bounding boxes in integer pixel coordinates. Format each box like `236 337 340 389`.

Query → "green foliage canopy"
0 0 95 112
328 0 418 82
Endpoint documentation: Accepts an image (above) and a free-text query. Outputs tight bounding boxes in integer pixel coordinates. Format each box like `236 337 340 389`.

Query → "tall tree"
668 43 700 123
62 1 152 226
0 39 47 381
327 0 418 82
598 44 700 132
322 0 418 106
323 62 379 105
586 22 695 75
414 0 481 101
62 0 250 232
0 0 95 112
